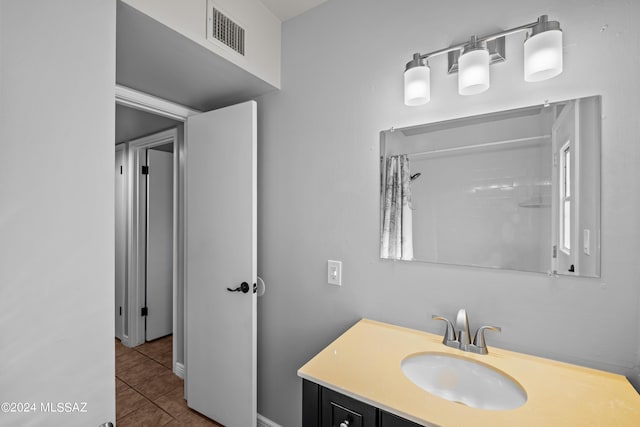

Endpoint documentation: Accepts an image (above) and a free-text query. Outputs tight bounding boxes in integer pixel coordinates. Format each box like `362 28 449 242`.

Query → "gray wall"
0 1 116 426
257 0 640 426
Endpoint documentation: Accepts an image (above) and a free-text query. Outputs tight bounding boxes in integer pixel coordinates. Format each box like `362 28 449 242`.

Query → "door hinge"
552 245 557 258
141 165 149 175
553 153 558 167
119 306 122 316
120 165 123 175
141 307 148 316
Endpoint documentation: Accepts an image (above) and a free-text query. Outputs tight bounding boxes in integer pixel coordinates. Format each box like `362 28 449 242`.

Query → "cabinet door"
321 387 377 427
380 411 424 427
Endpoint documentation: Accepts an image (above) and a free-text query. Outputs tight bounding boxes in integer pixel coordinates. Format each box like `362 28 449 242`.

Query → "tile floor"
115 336 222 426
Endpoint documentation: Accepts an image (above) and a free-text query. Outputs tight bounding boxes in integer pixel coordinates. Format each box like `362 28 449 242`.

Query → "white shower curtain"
380 154 414 260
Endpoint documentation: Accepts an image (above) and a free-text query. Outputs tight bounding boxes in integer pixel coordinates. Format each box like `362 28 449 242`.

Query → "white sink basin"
401 353 527 410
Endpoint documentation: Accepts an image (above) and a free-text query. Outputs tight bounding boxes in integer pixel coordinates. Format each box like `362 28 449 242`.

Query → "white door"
146 148 174 341
185 101 257 427
115 145 126 340
551 101 578 275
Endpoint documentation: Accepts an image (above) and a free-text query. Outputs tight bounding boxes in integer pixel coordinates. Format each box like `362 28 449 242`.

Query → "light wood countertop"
298 319 640 426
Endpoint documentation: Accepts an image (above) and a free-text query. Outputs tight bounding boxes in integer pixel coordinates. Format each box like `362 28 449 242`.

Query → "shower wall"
410 142 552 272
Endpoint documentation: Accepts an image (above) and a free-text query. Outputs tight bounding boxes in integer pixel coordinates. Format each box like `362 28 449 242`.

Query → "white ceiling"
116 2 277 112
260 0 328 21
115 104 181 144
115 0 326 140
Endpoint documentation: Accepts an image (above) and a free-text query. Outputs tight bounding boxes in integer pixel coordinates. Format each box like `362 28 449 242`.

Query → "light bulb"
404 54 430 106
524 29 563 82
458 44 490 95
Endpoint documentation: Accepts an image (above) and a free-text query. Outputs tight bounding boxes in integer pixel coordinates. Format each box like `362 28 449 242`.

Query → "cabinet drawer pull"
340 421 350 427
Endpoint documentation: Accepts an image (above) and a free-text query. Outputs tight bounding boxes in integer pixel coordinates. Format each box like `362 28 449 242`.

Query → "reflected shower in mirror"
380 96 601 277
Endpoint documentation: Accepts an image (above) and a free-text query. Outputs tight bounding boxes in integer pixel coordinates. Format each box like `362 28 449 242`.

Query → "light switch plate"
327 260 342 286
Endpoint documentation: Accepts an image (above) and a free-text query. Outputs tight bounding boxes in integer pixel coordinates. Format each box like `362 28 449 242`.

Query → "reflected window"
560 141 571 253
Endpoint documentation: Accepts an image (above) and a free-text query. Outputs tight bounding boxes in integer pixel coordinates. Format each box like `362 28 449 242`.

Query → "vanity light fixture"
404 54 430 105
404 15 563 106
458 36 490 95
524 15 563 82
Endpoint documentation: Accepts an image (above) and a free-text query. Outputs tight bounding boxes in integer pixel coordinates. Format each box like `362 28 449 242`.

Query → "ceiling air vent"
206 2 245 56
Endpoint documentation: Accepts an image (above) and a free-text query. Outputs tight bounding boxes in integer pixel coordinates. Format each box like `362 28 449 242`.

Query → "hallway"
115 336 222 426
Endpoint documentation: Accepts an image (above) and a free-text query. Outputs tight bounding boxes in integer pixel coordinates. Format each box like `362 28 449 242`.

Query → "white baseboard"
174 362 185 379
257 413 282 427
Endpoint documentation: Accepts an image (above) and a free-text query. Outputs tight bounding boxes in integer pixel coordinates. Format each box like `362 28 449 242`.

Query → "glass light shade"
458 48 490 95
524 29 563 82
404 65 430 106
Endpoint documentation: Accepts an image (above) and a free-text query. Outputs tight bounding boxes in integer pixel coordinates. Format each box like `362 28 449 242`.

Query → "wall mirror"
380 96 601 277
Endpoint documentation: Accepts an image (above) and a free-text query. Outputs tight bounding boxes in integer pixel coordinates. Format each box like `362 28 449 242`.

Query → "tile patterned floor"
116 336 223 426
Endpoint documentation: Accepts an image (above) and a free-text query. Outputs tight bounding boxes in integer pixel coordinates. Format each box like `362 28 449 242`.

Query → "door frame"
115 143 127 341
128 128 178 348
115 84 200 377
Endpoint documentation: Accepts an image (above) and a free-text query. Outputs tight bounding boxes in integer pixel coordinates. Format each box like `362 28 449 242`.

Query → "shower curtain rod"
407 135 550 158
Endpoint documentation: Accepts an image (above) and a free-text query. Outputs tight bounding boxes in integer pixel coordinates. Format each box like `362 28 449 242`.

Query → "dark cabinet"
379 411 423 427
322 386 377 427
303 379 426 427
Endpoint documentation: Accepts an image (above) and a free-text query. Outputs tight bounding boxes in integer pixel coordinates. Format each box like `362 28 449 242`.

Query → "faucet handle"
471 325 502 354
432 315 459 348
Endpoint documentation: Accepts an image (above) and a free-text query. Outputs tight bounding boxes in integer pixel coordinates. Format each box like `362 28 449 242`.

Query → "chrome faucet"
432 309 501 355
456 309 471 351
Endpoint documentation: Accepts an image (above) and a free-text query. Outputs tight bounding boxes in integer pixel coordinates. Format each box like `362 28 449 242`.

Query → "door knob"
227 282 250 293
340 421 350 427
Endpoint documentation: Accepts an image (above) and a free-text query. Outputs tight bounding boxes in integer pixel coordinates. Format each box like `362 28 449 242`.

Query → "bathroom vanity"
298 319 640 426
303 379 422 427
